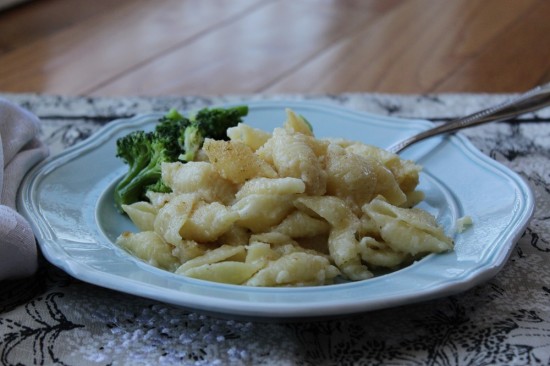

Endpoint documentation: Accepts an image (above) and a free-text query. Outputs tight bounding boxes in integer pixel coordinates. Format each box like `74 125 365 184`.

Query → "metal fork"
387 82 550 154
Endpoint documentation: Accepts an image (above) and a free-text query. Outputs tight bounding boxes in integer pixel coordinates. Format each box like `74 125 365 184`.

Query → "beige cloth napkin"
0 98 49 280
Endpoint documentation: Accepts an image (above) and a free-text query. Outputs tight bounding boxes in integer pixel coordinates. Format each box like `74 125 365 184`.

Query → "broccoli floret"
179 125 203 162
114 130 179 210
179 105 249 162
114 105 248 210
155 108 190 150
146 179 172 194
193 105 249 140
162 108 187 122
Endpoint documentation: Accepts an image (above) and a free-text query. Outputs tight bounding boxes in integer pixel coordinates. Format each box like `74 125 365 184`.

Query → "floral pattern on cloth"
1 92 549 366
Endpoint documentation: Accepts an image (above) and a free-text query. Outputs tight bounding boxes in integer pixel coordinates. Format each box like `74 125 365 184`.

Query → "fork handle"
389 82 550 153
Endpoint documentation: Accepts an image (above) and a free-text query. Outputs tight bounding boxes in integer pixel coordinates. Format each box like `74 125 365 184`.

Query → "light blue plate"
17 101 534 320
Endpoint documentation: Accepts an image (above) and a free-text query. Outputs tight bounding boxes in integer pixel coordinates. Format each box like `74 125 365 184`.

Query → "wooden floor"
0 0 549 97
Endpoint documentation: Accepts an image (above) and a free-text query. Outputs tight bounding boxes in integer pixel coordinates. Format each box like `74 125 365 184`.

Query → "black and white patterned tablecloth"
1 92 549 366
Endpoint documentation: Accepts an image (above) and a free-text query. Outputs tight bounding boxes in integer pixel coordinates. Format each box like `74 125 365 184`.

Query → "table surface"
0 0 549 96
1 92 549 365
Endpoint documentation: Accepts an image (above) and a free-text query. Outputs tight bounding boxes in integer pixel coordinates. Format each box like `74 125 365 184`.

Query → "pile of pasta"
117 109 453 286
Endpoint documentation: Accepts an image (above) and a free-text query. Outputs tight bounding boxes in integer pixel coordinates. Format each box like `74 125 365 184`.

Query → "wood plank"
0 0 135 55
434 0 550 92
263 0 543 93
0 0 268 94
0 0 548 95
89 0 403 96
